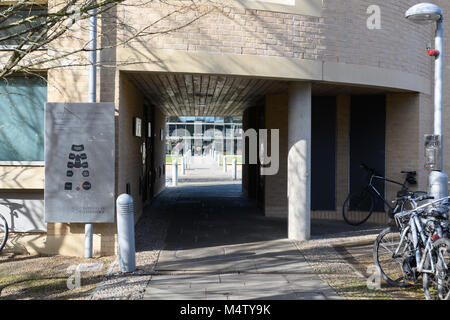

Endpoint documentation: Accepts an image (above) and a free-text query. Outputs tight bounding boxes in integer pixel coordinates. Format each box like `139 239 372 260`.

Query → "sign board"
44 102 115 223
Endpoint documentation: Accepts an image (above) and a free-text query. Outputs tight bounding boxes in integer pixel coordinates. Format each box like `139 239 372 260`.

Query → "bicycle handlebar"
395 194 433 203
394 196 449 220
360 163 378 175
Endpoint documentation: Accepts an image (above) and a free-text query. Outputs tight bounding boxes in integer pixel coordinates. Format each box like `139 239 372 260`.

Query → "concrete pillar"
172 159 178 187
288 82 311 241
181 156 185 175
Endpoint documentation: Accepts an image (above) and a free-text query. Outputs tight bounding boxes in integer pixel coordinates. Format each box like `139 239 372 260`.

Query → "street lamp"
406 3 448 201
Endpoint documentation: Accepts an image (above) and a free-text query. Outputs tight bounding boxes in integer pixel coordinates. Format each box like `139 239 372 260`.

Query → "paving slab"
143 156 341 300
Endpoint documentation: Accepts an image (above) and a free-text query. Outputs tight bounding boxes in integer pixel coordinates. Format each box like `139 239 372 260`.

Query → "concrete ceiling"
127 72 287 116
127 72 405 116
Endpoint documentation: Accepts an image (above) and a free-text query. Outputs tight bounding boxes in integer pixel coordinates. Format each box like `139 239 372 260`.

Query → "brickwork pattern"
265 94 288 217
120 0 433 79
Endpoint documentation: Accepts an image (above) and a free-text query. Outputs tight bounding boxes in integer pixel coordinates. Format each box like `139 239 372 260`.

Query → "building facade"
0 0 449 256
166 116 242 156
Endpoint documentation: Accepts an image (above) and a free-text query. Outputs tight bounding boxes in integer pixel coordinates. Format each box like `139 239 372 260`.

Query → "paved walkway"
167 155 242 185
143 156 340 300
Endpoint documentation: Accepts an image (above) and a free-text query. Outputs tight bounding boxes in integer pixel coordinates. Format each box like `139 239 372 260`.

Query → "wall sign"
134 117 142 137
44 102 115 223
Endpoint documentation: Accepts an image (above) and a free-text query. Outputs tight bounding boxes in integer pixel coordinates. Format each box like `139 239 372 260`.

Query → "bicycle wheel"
373 227 414 287
0 214 8 252
423 238 450 300
343 189 374 226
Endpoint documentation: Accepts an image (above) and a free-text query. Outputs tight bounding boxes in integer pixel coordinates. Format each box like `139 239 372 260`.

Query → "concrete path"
168 155 242 186
143 156 340 300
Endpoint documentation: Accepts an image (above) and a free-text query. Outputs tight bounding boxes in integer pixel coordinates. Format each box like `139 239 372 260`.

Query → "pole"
181 156 185 175
435 20 443 139
85 3 97 259
232 158 237 180
428 19 448 201
172 159 178 186
117 194 136 272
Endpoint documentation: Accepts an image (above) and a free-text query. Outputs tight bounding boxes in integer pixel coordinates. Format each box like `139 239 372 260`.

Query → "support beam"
288 82 311 241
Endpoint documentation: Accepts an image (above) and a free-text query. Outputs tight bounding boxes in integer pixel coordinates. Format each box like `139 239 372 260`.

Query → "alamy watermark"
169 128 280 176
367 5 382 30
366 265 382 290
66 263 104 290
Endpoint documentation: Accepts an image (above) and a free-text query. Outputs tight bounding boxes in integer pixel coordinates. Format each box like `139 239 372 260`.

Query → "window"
0 76 47 161
0 5 47 48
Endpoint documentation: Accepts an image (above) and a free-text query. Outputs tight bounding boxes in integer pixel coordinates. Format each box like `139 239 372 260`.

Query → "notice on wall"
44 102 115 223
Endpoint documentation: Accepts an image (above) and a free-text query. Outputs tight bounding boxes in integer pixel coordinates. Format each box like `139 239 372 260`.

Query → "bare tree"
0 0 222 80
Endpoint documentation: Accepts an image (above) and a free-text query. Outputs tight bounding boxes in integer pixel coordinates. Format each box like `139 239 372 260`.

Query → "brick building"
0 0 448 256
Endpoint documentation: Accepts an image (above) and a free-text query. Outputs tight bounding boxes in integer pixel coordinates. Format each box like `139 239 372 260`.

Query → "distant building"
166 117 242 156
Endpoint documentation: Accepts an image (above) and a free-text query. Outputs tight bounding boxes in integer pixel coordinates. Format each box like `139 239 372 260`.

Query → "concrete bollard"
117 194 136 273
223 156 227 172
232 158 237 180
181 157 185 175
217 154 221 166
172 159 178 186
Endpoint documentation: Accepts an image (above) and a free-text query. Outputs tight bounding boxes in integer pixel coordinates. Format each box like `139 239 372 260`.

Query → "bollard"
181 157 185 175
223 156 227 172
217 154 221 166
117 194 136 273
172 159 178 186
232 158 237 180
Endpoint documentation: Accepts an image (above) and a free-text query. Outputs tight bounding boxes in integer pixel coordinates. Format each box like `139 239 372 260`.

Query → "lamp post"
85 2 97 259
406 3 448 201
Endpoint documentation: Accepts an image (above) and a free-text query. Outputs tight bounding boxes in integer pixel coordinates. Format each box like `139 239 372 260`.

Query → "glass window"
168 124 176 136
0 75 47 161
0 6 47 47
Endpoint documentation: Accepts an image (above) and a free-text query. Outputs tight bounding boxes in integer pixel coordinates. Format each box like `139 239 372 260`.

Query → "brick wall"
265 94 288 218
152 107 167 197
119 0 433 80
118 73 145 223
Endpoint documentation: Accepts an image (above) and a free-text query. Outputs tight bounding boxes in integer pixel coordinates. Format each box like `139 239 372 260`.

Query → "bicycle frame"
368 174 407 212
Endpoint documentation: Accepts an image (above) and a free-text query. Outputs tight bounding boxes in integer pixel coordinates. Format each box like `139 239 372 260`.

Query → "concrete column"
172 159 178 187
180 156 185 175
288 82 311 241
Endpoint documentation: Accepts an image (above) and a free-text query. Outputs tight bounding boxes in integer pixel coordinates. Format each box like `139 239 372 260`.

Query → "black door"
350 95 386 212
311 96 337 211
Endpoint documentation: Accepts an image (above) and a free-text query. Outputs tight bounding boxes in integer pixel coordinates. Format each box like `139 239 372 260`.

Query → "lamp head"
405 3 443 24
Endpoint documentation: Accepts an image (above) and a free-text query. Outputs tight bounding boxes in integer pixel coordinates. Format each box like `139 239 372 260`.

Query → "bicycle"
0 212 8 252
373 195 450 300
342 163 424 226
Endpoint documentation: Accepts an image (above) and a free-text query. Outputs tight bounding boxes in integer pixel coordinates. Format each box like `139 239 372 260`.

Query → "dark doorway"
311 96 337 211
350 95 386 212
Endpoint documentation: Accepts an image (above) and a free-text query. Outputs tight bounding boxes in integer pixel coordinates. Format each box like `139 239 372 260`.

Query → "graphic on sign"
44 102 115 223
